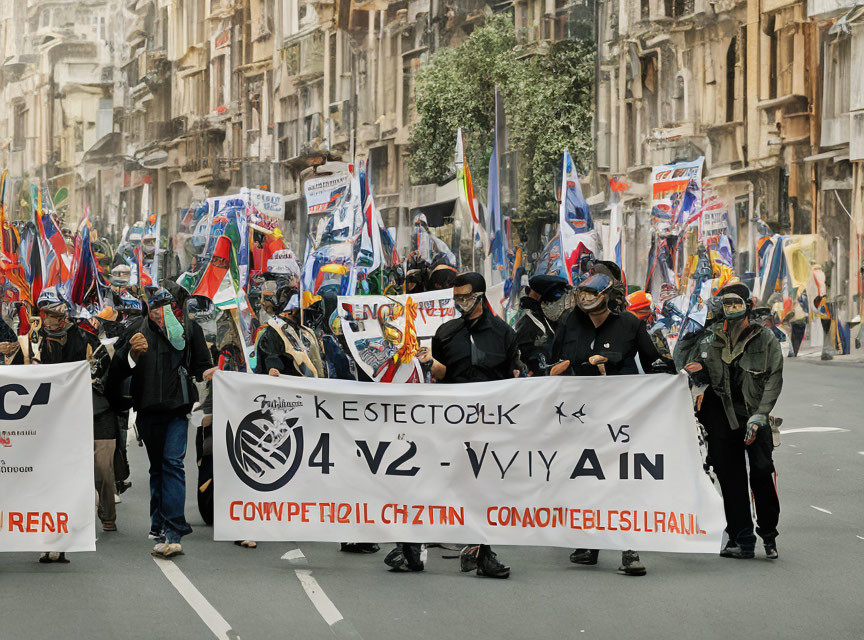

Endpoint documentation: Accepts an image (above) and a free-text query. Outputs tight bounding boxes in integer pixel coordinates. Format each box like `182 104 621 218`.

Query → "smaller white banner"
0 362 95 552
338 290 455 383
242 188 285 220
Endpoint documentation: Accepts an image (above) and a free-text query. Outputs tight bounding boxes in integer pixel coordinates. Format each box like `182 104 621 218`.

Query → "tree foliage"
409 14 595 233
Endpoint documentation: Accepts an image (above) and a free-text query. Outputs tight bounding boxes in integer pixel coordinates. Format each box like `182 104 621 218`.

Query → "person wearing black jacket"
417 272 522 579
550 273 673 576
111 286 213 558
515 275 570 376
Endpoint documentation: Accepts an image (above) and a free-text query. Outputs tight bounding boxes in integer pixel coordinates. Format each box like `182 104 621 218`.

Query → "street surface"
2 359 862 640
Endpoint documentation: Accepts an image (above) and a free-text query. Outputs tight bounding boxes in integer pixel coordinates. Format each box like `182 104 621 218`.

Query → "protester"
0 287 121 560
110 286 213 558
254 277 323 378
550 273 673 576
414 272 522 578
684 282 783 560
515 274 570 376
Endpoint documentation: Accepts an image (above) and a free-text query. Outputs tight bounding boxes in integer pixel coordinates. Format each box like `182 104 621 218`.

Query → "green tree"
409 14 595 239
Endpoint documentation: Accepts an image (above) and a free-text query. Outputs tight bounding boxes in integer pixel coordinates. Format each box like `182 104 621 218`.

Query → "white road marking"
779 427 849 434
813 404 823 407
295 569 344 626
857 536 864 541
153 557 240 640
282 548 307 563
810 505 832 515
858 451 864 456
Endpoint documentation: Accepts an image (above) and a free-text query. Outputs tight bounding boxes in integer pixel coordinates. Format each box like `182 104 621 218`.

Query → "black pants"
699 391 779 549
790 322 806 356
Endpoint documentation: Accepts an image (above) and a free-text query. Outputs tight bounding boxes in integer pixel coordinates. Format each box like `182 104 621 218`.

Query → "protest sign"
337 290 455 383
213 372 725 553
0 362 95 552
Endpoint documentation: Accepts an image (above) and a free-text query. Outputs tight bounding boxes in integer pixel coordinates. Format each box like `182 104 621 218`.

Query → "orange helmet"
626 290 652 319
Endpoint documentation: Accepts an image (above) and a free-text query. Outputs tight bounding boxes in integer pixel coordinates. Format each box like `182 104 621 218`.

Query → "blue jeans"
138 413 192 544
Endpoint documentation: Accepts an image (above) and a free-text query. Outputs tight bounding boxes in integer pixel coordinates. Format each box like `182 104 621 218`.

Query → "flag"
192 235 240 309
455 128 480 228
605 185 623 268
488 88 507 278
558 150 600 285
68 221 109 307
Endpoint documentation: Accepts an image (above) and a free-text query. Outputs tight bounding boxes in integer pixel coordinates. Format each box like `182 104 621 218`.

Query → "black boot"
476 546 510 579
764 541 778 560
340 542 380 554
384 543 425 571
618 550 646 576
569 548 599 565
719 542 754 559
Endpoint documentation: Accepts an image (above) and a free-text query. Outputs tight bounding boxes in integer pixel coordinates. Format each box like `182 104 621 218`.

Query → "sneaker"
152 542 182 558
384 544 425 572
102 521 117 532
476 549 510 579
148 528 165 542
339 542 380 554
719 543 754 559
618 550 646 576
569 548 599 565
764 542 778 560
459 545 480 572
116 480 132 495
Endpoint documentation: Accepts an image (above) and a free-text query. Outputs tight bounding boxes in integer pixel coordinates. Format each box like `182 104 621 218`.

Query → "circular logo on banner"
226 409 304 491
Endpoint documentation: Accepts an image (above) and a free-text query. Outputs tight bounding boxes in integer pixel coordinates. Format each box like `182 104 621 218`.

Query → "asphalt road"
2 359 862 640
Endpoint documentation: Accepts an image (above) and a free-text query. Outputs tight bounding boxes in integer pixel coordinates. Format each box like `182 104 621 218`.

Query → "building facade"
595 0 863 320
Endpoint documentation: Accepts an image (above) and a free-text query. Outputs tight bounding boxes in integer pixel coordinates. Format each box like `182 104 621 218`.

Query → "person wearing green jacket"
685 283 783 561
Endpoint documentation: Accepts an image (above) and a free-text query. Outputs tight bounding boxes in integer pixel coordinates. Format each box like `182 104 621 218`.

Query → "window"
370 146 389 191
13 104 26 151
328 33 337 103
726 37 737 122
213 55 226 108
641 0 650 21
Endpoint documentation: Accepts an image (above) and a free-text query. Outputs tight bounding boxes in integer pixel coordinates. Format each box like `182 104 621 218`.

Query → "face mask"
541 296 567 322
576 290 607 313
722 295 747 320
160 306 186 350
41 309 71 337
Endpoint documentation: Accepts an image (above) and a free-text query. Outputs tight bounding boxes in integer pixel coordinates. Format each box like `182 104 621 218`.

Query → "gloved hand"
745 414 768 445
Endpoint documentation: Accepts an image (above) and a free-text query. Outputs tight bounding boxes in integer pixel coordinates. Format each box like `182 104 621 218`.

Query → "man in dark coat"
111 286 213 557
550 274 673 576
415 272 522 578
515 275 570 376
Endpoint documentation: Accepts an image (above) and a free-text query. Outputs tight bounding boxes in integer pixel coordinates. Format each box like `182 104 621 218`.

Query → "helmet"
626 290 652 319
575 273 612 313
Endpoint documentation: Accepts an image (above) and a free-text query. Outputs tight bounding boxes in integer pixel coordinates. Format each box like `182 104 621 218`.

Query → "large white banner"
338 290 455 383
213 372 725 553
0 362 95 552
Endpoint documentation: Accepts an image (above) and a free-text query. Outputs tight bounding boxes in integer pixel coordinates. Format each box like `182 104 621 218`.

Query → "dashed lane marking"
810 505 832 515
295 568 364 639
779 427 849 434
153 557 241 640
